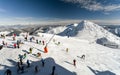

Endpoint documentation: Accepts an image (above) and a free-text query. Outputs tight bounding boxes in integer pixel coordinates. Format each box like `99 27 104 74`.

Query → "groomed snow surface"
0 32 120 75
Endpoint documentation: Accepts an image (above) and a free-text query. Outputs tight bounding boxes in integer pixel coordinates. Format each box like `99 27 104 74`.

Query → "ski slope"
0 32 120 75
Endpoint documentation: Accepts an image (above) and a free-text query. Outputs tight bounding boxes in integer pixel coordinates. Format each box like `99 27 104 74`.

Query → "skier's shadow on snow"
64 61 73 65
22 49 29 54
87 66 116 75
33 57 77 75
0 59 18 75
37 49 44 53
0 57 77 75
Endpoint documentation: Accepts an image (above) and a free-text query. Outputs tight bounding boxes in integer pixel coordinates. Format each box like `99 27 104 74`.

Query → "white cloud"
62 0 120 12
0 17 120 25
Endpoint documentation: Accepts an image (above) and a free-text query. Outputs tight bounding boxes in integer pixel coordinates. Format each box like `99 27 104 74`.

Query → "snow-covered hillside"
47 20 120 45
0 33 120 75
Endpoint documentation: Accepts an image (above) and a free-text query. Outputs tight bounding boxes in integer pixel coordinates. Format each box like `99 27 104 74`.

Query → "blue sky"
0 0 120 25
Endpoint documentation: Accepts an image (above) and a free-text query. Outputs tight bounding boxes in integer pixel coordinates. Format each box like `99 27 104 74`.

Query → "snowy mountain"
47 20 120 46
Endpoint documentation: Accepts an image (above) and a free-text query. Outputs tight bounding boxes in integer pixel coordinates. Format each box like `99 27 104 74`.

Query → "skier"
5 69 12 75
20 58 23 65
66 48 69 52
36 39 39 44
39 40 41 44
37 52 41 57
29 47 33 54
2 41 5 45
24 36 27 41
23 53 26 59
18 54 23 65
13 37 15 41
42 40 45 45
58 42 60 45
17 40 20 48
73 59 76 67
13 33 16 40
17 44 20 48
26 59 30 68
14 43 17 48
32 36 35 40
51 66 56 75
30 37 32 42
13 33 16 37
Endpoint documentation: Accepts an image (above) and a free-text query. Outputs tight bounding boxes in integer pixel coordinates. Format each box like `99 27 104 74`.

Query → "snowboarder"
5 69 12 75
73 59 76 67
35 65 39 73
51 66 56 75
26 59 30 68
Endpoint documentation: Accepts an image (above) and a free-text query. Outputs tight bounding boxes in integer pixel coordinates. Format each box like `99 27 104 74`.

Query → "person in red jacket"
14 43 17 48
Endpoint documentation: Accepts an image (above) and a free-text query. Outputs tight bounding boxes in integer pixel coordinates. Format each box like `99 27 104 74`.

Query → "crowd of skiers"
1 33 79 75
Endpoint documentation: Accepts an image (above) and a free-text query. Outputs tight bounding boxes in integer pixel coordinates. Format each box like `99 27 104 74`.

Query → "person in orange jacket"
44 46 48 53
